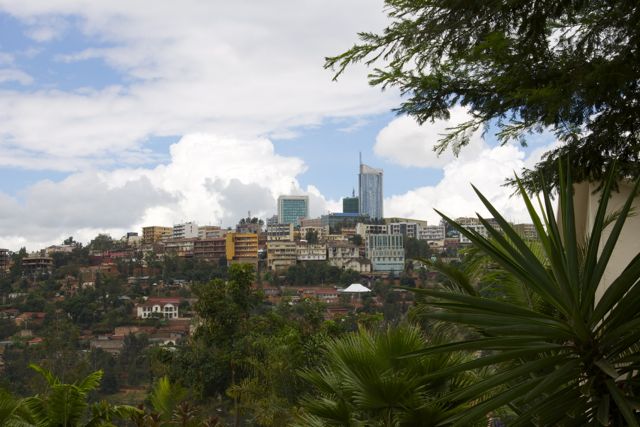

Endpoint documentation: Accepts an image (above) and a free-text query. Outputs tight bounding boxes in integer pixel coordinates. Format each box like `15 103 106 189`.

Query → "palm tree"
142 376 204 427
20 364 140 427
0 390 33 427
296 324 484 426
410 164 640 425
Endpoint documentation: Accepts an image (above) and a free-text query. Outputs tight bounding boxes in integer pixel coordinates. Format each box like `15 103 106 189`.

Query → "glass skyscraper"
359 162 383 219
277 195 309 226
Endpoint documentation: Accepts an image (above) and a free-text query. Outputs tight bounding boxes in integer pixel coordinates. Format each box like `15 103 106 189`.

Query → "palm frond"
405 160 640 425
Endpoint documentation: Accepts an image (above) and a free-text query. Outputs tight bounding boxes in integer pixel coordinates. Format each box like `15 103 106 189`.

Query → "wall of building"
571 181 640 302
366 234 404 273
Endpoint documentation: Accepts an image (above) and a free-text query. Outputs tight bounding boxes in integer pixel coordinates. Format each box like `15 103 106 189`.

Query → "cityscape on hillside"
1 1 637 425
0 159 538 277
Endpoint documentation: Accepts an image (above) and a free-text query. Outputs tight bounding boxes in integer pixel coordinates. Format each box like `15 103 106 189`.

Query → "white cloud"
0 52 14 65
0 130 559 251
384 142 557 225
0 134 339 251
0 1 398 170
0 172 173 251
0 68 33 85
374 107 486 168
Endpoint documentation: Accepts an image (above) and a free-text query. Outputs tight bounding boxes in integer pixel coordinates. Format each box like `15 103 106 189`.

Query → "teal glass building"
277 195 309 226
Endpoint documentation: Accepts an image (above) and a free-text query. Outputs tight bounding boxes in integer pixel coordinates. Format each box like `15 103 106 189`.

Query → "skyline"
0 1 557 251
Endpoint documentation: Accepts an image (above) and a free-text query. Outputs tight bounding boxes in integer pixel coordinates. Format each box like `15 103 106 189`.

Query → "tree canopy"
326 0 640 190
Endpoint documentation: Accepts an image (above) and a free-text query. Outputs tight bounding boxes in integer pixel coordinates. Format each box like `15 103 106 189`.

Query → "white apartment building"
355 223 388 237
419 225 446 241
296 243 327 261
173 221 199 239
387 222 420 239
366 234 404 273
327 243 360 269
266 223 295 241
459 223 490 244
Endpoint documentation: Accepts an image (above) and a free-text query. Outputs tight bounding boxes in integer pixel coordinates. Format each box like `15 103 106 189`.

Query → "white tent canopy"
340 283 371 293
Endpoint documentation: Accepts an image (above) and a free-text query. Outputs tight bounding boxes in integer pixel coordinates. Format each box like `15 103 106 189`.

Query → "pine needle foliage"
326 0 640 191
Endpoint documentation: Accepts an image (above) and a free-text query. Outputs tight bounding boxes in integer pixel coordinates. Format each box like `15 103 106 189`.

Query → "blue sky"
273 113 446 201
0 2 554 250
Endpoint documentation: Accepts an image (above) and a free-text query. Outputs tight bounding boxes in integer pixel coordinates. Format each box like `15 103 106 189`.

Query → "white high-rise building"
359 158 383 219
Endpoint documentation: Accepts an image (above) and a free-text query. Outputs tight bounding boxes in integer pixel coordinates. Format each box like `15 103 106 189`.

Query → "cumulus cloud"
206 179 278 227
0 0 397 170
0 173 173 250
0 134 339 250
374 107 486 168
384 142 557 224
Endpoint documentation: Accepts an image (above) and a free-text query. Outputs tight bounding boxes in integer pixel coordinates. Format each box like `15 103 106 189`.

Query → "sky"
0 1 557 251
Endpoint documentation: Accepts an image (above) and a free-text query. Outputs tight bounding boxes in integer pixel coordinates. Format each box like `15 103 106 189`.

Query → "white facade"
266 223 294 241
296 243 327 261
387 222 420 239
419 225 446 241
366 234 404 273
173 221 199 239
459 223 489 244
355 223 388 237
136 298 180 319
327 244 359 268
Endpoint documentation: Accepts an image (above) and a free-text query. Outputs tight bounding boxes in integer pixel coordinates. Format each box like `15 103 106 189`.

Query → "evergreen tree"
327 0 640 190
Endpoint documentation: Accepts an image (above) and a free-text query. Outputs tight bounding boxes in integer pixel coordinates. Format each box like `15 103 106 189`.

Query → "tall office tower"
359 156 384 219
277 195 309 226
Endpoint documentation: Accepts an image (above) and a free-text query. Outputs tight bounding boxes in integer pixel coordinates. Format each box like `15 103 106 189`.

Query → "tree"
20 364 140 427
349 234 363 247
410 164 640 425
327 1 640 190
10 247 27 279
172 264 259 398
405 237 431 260
304 229 319 244
119 333 150 387
87 234 114 252
0 389 32 427
143 376 196 427
62 237 78 247
296 325 482 426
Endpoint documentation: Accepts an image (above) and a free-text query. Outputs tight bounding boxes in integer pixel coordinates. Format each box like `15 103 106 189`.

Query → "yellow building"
142 226 172 244
225 232 259 262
